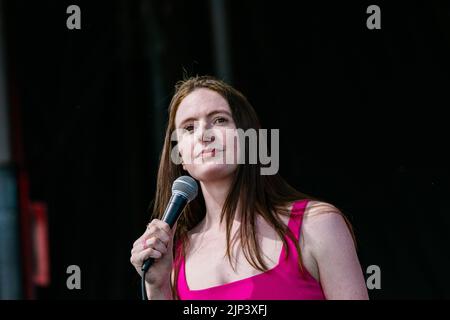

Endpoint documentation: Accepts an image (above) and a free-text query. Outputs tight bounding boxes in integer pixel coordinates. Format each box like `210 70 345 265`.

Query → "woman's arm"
304 202 369 300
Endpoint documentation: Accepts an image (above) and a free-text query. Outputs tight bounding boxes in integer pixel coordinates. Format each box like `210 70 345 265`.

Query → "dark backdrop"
3 0 449 299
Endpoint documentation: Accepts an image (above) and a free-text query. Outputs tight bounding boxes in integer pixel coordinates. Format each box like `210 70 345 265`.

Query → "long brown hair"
149 75 355 299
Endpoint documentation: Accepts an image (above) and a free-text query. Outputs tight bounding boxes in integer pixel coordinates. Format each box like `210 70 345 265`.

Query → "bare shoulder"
302 200 369 299
302 200 354 254
303 200 347 227
304 200 342 219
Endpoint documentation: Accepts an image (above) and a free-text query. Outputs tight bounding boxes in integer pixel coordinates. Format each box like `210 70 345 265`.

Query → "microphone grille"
172 175 198 202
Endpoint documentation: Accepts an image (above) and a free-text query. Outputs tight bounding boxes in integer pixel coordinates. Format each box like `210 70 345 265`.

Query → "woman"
130 75 369 300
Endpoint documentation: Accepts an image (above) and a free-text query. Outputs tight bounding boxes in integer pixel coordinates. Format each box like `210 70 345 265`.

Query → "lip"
197 148 223 158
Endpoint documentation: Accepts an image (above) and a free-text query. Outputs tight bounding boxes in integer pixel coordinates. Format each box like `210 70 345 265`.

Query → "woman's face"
174 88 239 182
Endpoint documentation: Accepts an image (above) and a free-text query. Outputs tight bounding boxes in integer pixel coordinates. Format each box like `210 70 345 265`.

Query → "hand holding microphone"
130 218 176 289
130 176 198 299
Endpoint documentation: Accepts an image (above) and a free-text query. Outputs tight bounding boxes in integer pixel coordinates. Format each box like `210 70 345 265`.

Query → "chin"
188 163 237 182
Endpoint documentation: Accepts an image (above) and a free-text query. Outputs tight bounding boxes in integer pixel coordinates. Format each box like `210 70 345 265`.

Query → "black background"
3 0 450 299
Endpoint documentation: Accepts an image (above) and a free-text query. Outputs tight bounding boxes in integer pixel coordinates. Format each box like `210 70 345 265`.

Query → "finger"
133 230 151 247
134 219 172 248
143 224 159 238
144 227 171 246
154 230 171 246
133 237 142 248
144 219 170 238
155 220 171 234
145 237 168 254
138 247 162 263
133 221 161 247
148 218 169 231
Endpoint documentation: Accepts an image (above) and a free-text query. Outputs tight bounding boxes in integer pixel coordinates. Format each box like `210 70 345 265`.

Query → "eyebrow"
178 110 232 127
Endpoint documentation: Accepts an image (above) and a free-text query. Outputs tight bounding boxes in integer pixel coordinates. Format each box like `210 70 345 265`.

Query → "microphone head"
172 175 198 202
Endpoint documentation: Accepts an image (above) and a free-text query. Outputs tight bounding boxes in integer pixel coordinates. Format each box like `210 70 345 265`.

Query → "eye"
214 117 228 125
184 124 194 133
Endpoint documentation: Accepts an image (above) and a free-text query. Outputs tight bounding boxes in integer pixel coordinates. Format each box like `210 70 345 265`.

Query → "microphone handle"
141 194 187 273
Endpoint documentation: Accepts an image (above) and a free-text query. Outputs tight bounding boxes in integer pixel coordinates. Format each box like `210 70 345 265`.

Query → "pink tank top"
174 199 326 300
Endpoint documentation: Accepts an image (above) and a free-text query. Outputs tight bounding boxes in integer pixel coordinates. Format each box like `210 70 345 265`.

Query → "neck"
198 176 241 234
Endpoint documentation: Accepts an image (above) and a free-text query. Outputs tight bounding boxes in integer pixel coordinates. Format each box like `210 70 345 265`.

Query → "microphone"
141 175 198 273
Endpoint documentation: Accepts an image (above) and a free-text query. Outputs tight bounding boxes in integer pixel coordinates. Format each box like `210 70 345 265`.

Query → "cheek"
222 129 239 161
177 136 196 163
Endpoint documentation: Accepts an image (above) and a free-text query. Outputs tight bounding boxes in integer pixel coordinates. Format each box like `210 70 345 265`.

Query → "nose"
195 122 215 143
